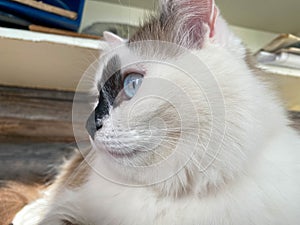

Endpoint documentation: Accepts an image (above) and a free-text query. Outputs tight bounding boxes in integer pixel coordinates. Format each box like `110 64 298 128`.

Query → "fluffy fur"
13 0 300 224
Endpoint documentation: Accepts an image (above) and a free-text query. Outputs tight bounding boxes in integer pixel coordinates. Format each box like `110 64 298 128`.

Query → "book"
10 0 77 20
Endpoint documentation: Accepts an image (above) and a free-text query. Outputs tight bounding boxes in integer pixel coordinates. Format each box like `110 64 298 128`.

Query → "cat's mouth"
106 149 137 158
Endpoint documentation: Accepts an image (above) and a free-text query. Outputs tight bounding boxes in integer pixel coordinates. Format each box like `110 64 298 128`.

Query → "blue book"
0 0 85 31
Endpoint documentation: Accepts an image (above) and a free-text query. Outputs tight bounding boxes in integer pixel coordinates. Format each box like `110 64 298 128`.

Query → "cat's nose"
86 93 110 138
85 110 106 138
95 118 103 130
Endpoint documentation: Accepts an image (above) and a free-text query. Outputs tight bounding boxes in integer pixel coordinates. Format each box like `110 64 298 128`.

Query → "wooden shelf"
0 27 102 49
0 27 103 91
0 85 86 143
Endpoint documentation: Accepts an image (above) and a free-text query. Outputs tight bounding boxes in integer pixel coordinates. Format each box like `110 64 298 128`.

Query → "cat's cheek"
112 90 129 107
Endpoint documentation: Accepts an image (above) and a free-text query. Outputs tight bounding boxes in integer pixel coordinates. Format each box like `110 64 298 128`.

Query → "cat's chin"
105 149 137 158
93 141 141 161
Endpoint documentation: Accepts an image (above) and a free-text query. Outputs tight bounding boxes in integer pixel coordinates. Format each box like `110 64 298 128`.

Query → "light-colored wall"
230 26 277 52
0 0 282 91
1 0 298 112
81 0 277 52
80 1 147 29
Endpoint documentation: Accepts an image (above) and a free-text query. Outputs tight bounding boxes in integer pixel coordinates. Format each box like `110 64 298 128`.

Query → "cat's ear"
209 2 218 38
160 0 218 47
103 31 125 45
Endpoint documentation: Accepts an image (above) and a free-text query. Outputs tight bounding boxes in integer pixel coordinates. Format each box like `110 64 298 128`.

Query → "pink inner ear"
209 5 218 38
103 31 124 45
186 0 217 38
172 0 219 46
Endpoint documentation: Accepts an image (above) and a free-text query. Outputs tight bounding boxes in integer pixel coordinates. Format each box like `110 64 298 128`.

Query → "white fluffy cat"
13 0 300 224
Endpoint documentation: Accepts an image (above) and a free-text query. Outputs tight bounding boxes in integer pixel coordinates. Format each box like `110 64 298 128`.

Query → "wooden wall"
0 85 299 184
0 86 83 184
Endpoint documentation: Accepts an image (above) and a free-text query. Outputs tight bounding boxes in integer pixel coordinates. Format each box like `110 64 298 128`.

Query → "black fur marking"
86 55 123 138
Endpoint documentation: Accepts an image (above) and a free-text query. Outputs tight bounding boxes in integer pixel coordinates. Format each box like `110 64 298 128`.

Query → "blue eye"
123 73 143 98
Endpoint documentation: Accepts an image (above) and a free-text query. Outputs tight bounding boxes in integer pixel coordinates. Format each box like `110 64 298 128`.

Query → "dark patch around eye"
86 55 123 138
100 55 123 104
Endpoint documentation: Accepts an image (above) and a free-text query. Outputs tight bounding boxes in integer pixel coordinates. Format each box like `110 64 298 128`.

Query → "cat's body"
14 126 300 225
13 0 300 224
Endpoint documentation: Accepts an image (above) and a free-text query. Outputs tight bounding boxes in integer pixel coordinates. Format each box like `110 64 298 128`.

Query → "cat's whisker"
105 130 224 157
126 134 225 164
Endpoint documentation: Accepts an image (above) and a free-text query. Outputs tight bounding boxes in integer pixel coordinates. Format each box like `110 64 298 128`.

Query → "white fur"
14 3 300 225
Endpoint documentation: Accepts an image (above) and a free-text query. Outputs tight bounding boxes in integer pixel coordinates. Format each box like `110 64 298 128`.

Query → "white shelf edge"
0 27 105 50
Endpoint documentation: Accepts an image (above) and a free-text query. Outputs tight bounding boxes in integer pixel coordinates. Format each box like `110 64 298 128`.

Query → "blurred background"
0 0 299 198
1 0 300 106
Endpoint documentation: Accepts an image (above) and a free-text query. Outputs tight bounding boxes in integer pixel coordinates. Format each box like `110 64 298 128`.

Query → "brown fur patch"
130 14 178 43
0 182 43 225
53 149 92 190
129 1 208 49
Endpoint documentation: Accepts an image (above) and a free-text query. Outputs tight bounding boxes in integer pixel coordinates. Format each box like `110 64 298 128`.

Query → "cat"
13 0 300 224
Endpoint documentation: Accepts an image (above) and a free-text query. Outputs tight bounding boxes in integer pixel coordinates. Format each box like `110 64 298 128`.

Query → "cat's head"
83 0 285 196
